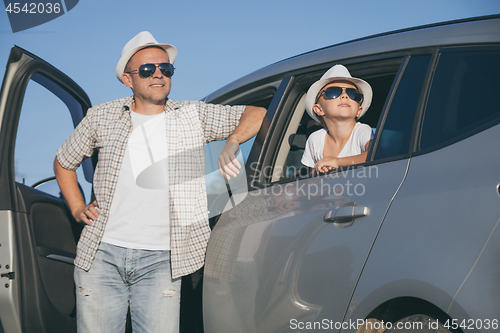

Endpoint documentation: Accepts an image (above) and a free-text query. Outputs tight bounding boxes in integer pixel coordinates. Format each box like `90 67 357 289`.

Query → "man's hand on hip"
74 200 100 225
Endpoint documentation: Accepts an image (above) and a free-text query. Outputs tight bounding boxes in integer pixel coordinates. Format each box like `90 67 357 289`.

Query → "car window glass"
204 139 252 218
374 55 431 160
205 92 274 218
420 50 500 150
14 77 92 201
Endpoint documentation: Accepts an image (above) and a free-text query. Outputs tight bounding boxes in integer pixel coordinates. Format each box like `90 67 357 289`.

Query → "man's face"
122 47 172 106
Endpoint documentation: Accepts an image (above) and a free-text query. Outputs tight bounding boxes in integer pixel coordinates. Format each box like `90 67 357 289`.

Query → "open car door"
0 46 93 333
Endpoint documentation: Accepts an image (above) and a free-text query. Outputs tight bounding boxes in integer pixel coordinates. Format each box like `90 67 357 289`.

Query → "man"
54 31 266 333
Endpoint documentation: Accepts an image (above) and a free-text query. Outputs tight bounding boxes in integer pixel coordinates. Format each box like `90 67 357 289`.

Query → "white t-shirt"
301 122 373 168
101 110 171 250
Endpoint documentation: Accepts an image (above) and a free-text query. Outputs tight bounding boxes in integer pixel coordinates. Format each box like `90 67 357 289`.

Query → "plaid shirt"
57 97 245 278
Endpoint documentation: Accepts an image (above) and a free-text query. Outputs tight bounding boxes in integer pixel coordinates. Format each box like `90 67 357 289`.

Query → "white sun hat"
115 31 177 82
304 64 373 123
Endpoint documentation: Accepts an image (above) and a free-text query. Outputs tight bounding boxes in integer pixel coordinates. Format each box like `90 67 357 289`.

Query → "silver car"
201 14 500 333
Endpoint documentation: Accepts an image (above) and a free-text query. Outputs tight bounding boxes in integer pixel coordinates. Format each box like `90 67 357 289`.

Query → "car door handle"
325 205 369 223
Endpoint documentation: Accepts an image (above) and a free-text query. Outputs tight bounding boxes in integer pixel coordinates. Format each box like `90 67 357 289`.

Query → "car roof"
204 14 500 102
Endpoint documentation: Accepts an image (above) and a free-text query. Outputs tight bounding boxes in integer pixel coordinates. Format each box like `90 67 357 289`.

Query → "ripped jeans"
74 242 181 333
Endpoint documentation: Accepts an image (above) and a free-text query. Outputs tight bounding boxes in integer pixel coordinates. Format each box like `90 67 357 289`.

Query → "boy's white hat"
305 64 372 123
116 31 177 82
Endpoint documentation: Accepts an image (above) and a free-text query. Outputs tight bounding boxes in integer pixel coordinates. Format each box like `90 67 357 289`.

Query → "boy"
301 64 373 173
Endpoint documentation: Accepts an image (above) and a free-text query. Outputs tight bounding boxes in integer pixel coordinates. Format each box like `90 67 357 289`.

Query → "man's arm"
218 106 266 180
54 158 98 225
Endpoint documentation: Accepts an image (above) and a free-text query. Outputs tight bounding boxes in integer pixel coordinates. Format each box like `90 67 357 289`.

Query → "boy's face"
313 80 363 121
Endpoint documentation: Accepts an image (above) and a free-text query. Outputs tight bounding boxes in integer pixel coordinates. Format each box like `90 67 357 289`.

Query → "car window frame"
370 50 438 163
203 79 284 223
211 77 291 188
250 53 410 188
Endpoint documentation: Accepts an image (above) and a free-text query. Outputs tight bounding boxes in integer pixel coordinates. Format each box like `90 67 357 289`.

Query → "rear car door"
0 46 92 333
203 54 433 332
344 46 500 329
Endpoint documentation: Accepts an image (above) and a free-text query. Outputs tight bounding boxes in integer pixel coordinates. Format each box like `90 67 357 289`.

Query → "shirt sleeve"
56 109 97 171
358 123 374 153
192 101 246 143
301 128 327 167
301 135 316 168
301 129 327 167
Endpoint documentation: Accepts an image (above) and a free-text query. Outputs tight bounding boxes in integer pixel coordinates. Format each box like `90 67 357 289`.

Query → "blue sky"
1 0 500 200
2 0 500 104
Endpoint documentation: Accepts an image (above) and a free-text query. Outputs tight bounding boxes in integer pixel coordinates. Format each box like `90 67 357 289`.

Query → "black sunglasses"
317 86 363 103
126 63 175 78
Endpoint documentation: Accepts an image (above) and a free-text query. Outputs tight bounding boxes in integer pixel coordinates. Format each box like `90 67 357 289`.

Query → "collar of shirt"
120 97 180 115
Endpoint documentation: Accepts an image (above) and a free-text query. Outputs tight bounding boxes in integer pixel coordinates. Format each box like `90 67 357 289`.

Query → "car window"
204 139 252 218
419 49 500 150
205 87 276 218
14 73 92 201
373 55 431 160
271 58 403 182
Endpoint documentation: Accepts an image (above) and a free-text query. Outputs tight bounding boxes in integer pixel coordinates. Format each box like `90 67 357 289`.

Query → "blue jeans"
74 242 181 333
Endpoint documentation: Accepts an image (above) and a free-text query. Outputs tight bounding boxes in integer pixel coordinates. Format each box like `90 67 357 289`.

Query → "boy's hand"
314 157 339 173
218 141 241 180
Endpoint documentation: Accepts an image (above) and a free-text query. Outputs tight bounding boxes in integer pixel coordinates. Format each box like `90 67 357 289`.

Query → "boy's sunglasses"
126 63 175 78
317 86 363 103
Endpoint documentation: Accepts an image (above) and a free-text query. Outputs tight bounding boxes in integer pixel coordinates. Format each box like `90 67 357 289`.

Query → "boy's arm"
54 158 98 225
218 106 266 179
314 140 372 173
